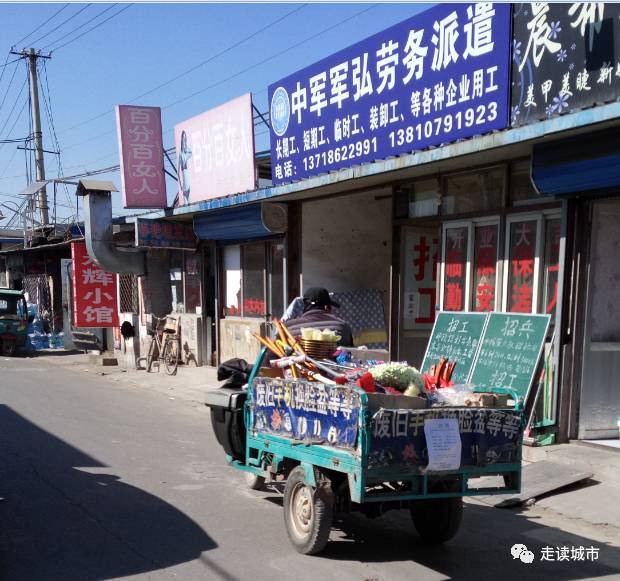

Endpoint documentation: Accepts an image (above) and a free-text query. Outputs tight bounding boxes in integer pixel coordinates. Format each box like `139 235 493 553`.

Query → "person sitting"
284 287 354 347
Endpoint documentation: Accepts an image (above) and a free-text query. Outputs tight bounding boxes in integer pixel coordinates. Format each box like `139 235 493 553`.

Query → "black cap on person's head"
303 287 340 309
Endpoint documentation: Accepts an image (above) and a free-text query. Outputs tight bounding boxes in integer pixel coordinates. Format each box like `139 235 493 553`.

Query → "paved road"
0 355 618 581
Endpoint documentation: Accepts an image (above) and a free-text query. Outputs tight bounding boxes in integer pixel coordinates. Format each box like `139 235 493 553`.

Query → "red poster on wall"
443 227 468 311
71 242 119 328
473 224 498 312
508 220 537 313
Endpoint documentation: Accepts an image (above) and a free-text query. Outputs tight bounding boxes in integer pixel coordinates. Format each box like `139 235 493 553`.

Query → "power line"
11 3 70 48
59 3 302 135
28 4 92 48
60 4 376 155
43 3 119 51
0 58 22 70
41 4 118 51
0 60 21 115
0 79 28 139
51 4 134 53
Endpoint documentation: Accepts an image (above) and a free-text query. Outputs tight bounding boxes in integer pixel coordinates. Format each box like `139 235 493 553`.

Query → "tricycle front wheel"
245 472 266 490
283 467 334 555
410 496 463 544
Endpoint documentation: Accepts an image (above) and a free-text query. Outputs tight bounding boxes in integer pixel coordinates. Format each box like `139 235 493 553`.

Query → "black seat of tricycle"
205 387 247 462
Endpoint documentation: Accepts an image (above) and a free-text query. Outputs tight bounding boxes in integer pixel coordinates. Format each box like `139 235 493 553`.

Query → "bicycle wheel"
163 335 179 375
146 337 158 372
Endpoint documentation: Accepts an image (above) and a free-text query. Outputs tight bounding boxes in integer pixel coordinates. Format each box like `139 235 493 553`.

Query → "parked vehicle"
0 289 29 356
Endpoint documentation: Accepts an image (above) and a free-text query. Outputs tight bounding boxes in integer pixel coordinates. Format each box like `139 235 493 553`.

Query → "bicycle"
145 314 180 375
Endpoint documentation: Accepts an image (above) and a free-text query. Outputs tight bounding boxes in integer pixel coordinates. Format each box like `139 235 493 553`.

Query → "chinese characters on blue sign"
269 3 511 185
251 377 360 448
369 407 522 469
135 218 197 250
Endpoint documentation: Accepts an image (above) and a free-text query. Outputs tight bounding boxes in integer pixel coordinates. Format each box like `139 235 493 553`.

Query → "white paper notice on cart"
424 418 462 471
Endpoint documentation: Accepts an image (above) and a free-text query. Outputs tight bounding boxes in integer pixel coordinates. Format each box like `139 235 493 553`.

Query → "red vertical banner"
443 226 468 311
71 242 119 328
403 228 439 330
544 219 561 318
473 224 498 312
508 220 537 313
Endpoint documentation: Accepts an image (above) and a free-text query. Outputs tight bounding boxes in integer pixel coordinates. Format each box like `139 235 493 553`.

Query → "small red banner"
71 242 119 328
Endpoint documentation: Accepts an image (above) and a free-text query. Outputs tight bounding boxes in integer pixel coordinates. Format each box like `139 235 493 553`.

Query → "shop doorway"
579 198 620 440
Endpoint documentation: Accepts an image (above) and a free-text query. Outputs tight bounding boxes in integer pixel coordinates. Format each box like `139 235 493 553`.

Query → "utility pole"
11 48 51 226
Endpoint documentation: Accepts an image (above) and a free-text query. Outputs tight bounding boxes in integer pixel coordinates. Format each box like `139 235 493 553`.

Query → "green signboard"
420 312 488 385
469 313 551 400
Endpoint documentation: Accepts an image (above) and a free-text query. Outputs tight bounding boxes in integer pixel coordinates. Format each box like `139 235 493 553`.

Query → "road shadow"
248 478 619 579
319 501 620 580
0 405 218 580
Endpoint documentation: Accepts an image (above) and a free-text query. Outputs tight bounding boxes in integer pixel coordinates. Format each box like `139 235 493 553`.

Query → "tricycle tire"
410 496 463 544
283 466 333 555
245 472 266 490
1 339 15 357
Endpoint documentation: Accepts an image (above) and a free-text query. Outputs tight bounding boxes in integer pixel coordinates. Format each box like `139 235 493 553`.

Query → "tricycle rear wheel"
283 467 334 555
410 496 463 544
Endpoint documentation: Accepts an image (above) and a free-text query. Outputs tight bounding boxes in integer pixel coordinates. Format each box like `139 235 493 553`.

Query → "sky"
0 1 431 224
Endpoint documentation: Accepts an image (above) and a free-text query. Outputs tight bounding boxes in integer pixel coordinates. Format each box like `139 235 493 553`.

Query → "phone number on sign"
389 102 498 148
302 137 378 172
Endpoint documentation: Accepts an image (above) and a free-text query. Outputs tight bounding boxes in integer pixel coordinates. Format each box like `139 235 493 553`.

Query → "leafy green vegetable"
369 362 424 392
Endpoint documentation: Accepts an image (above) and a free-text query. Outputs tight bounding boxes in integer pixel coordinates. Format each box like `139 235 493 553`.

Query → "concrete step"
523 442 620 481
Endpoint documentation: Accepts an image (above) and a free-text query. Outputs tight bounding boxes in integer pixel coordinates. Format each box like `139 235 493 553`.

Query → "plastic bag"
429 384 476 407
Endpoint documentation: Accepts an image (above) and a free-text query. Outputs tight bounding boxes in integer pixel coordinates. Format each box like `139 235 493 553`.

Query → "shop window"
472 224 499 312
118 274 139 313
223 245 241 316
542 218 561 324
170 252 184 313
242 244 266 317
442 167 504 215
184 252 202 314
506 219 539 314
510 160 543 205
221 240 285 318
405 178 440 218
442 225 469 311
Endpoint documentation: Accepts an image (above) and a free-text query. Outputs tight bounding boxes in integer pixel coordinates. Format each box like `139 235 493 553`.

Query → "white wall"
301 188 392 295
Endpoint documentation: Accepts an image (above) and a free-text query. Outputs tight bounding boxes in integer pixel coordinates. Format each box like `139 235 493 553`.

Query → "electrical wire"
50 4 134 53
11 3 70 48
0 79 28 141
0 60 21 116
40 60 78 222
60 3 306 134
28 4 92 48
60 4 377 155
43 3 120 52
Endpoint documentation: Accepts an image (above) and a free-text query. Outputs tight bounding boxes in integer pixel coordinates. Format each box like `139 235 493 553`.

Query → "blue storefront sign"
252 377 361 448
369 407 522 469
134 218 197 250
269 3 512 185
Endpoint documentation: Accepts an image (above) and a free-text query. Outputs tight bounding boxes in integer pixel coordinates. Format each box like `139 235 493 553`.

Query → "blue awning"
532 127 620 197
193 204 273 241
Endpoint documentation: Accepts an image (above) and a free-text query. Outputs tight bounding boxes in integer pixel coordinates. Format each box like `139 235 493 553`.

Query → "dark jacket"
285 308 354 347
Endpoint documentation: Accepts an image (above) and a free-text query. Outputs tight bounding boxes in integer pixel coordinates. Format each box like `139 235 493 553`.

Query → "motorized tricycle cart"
207 333 532 554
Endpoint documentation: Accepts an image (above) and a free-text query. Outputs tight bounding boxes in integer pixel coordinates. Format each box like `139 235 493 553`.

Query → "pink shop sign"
174 93 256 205
116 105 167 209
